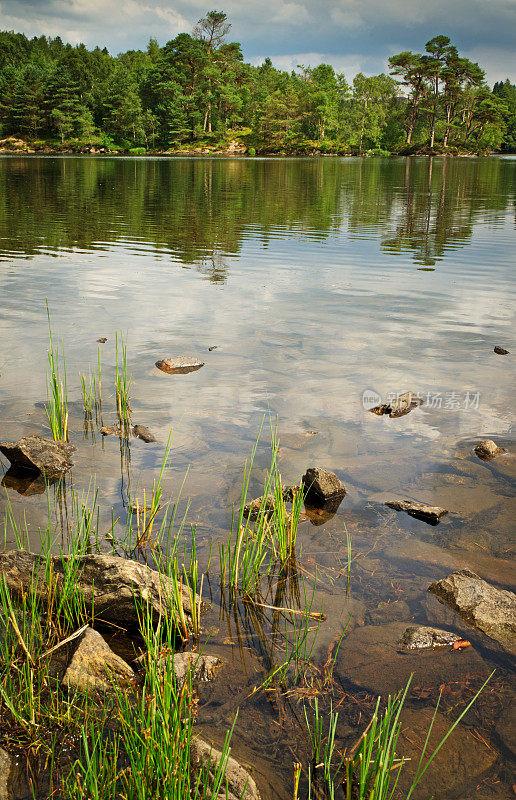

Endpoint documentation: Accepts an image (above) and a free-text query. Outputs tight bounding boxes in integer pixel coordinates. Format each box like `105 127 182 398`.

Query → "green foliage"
0 24 509 152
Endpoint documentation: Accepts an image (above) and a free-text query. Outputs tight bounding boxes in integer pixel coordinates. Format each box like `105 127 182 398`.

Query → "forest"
0 10 515 155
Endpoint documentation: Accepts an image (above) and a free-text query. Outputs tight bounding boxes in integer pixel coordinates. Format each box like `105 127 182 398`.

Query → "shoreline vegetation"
0 308 511 798
1 12 515 159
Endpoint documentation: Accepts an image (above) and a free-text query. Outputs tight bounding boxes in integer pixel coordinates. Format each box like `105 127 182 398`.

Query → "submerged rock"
474 439 506 460
155 357 204 375
0 435 75 478
243 494 276 521
97 337 107 344
0 550 200 632
190 736 261 800
397 707 497 800
62 627 135 693
132 424 157 443
302 467 345 505
493 346 509 355
336 622 489 696
370 391 423 418
494 698 516 758
397 625 466 652
385 500 448 525
429 570 516 654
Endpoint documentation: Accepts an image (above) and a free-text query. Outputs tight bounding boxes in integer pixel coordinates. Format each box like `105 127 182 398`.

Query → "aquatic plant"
44 300 69 441
115 331 131 423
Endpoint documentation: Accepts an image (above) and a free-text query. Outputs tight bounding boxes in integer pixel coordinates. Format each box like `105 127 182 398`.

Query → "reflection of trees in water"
0 157 513 275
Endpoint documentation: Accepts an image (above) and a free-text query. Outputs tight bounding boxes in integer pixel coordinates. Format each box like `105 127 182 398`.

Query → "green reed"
300 672 494 800
115 331 131 422
44 300 69 441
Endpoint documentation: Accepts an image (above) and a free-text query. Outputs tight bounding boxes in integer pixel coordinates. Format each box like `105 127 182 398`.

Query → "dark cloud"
1 0 515 83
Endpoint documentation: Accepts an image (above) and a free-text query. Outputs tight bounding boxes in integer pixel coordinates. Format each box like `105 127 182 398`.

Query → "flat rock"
370 391 423 418
429 570 516 654
100 425 118 436
366 600 410 625
494 346 509 355
397 625 465 652
396 707 497 800
336 622 489 696
190 736 261 800
0 550 200 632
385 500 448 525
474 439 506 460
302 467 346 504
132 424 157 443
155 357 204 375
0 435 75 478
62 627 135 693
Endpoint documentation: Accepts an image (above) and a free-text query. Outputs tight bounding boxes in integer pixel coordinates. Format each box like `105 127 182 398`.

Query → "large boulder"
428 570 516 654
0 550 200 631
0 436 75 478
190 736 261 800
62 627 135 693
302 468 346 505
336 622 489 696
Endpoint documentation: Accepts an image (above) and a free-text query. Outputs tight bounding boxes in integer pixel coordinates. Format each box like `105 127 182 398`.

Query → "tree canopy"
0 18 513 153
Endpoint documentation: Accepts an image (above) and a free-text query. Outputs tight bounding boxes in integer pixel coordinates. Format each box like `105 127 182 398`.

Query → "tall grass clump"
115 332 131 422
301 672 493 800
45 300 69 441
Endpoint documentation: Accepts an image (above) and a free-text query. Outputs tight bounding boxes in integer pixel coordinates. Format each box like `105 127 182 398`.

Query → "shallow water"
0 155 515 799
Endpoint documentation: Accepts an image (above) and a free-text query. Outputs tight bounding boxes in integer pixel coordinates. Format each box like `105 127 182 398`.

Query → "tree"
420 35 454 148
388 51 428 144
193 10 231 132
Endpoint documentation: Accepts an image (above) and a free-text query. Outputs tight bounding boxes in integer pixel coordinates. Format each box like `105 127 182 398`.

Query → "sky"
1 0 515 85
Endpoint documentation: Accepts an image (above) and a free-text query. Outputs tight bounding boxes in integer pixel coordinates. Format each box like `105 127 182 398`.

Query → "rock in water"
429 570 516 654
243 495 276 521
370 391 423 418
0 435 75 478
385 500 448 525
397 625 464 652
190 736 261 800
155 357 204 375
135 651 222 685
62 627 135 693
302 467 346 505
132 424 157 443
0 550 201 632
474 439 506 460
100 425 118 436
493 346 509 355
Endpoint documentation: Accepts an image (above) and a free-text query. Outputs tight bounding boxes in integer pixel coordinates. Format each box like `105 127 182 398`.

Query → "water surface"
0 155 514 799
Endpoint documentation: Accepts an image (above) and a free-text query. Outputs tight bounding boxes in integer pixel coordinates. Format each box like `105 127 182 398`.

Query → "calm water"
0 155 515 799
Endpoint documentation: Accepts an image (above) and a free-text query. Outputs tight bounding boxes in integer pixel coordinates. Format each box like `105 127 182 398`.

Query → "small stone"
302 467 346 504
208 346 218 351
132 425 157 443
100 425 117 436
155 357 204 374
190 736 261 800
385 500 448 525
494 346 509 355
62 627 135 693
97 337 107 343
136 651 222 685
243 495 276 521
474 439 506 460
397 625 463 652
0 435 75 479
429 570 516 654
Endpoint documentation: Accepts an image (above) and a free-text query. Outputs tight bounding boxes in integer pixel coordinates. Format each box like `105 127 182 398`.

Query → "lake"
0 155 514 799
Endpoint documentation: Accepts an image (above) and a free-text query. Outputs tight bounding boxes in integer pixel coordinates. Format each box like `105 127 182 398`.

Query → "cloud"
0 0 515 83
